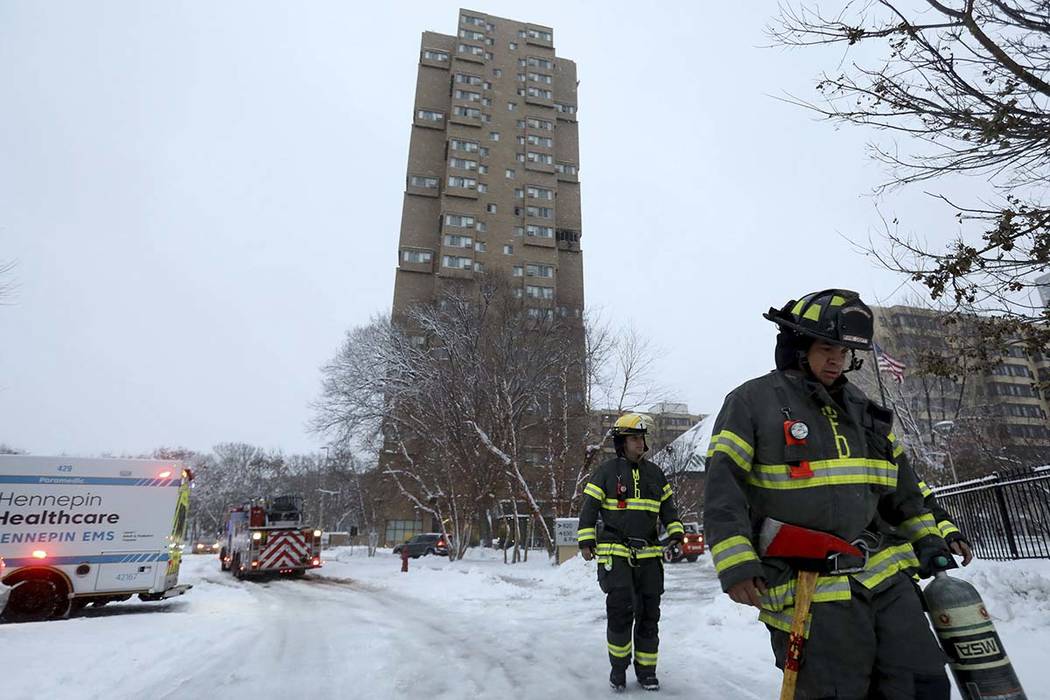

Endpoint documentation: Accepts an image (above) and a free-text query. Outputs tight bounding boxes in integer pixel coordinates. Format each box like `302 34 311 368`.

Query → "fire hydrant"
401 544 409 573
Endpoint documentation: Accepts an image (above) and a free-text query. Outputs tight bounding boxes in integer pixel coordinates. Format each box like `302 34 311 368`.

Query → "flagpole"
872 342 889 406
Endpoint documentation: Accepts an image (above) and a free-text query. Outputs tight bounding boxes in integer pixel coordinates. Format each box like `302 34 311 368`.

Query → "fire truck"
220 495 322 579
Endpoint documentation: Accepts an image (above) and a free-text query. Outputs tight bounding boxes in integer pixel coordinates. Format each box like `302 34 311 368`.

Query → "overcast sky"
0 1 982 456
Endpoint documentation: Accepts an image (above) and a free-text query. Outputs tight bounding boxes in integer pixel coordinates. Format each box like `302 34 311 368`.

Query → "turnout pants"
598 556 664 675
767 573 949 699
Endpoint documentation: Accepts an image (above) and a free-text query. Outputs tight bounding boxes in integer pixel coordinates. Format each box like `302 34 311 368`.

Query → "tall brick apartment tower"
392 9 584 326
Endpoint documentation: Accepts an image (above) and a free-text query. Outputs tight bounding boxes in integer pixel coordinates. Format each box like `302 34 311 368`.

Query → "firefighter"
577 413 685 693
704 289 959 699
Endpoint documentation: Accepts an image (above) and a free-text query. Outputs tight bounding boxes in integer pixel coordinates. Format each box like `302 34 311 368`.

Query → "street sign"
555 517 580 547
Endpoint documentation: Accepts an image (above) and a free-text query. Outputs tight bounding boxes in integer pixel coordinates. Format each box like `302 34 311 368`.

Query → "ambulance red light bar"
32 550 47 559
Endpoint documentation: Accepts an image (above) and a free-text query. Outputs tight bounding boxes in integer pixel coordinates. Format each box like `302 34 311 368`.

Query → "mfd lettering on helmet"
0 490 120 526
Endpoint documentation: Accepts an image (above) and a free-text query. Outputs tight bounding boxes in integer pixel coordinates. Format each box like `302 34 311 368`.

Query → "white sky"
0 1 985 456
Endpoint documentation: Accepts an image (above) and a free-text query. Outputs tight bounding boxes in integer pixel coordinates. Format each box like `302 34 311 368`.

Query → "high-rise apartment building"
392 9 583 322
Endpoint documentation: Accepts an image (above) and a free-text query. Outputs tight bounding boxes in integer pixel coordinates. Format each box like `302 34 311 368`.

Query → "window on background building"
526 28 552 41
479 146 489 156
446 175 477 189
507 102 517 111
527 56 553 69
503 244 513 255
457 43 486 57
513 288 523 298
449 157 478 170
526 87 553 100
477 183 488 193
514 188 524 199
493 68 502 78
489 131 500 141
555 162 578 175
512 265 524 277
444 214 475 228
402 250 433 264
513 226 524 236
461 14 486 27
474 261 485 272
509 42 517 50
475 221 487 233
454 88 481 102
459 29 485 41
442 255 473 269
527 72 553 84
526 117 554 130
505 169 516 179
443 234 473 248
408 175 439 189
487 203 497 213
554 102 577 114
517 136 526 145
409 335 426 347
478 164 488 174
526 285 554 300
526 224 554 238
516 153 526 163
422 49 449 62
455 73 483 85
385 519 423 544
449 139 478 152
527 186 554 200
526 206 553 219
527 307 554 319
417 109 444 122
526 151 553 165
526 263 554 277
485 51 493 60
517 73 527 82
474 241 487 252
527 135 553 148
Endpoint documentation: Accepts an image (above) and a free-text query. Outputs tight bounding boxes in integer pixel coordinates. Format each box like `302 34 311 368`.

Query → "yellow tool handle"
779 570 819 700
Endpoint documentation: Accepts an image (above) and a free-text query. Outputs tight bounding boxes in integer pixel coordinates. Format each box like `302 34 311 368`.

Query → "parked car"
663 522 705 563
392 533 450 558
191 539 222 554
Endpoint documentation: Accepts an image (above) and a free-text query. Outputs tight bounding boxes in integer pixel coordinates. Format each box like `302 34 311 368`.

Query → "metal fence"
933 466 1050 560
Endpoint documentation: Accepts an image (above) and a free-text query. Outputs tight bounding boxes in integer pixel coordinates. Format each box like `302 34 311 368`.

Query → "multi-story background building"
589 403 704 462
870 304 1050 477
392 8 583 325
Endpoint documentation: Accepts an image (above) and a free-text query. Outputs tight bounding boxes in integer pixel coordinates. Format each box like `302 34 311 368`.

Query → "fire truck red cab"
664 522 705 563
220 496 322 579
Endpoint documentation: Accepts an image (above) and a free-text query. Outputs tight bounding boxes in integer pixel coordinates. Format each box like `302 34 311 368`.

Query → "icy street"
3 550 1049 700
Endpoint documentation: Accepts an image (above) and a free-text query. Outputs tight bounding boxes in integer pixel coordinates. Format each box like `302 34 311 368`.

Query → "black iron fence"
933 467 1050 560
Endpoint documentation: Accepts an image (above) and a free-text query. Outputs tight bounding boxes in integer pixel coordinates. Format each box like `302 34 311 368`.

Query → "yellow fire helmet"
612 412 652 436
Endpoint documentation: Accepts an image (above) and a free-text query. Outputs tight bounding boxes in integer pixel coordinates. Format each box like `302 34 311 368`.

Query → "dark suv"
392 533 450 558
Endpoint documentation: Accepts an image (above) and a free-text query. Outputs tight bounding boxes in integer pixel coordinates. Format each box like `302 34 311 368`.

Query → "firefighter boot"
636 669 659 692
609 668 627 693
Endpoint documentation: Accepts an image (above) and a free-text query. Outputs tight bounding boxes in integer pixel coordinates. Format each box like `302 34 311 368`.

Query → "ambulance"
0 455 193 622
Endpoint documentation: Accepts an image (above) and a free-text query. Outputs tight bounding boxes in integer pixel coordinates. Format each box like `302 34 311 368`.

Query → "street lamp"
316 488 340 532
930 421 959 483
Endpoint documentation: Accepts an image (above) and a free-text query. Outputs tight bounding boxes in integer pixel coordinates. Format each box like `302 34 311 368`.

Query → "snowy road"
3 549 1048 699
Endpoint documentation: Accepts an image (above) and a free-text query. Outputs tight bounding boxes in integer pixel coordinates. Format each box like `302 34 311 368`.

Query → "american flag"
874 342 906 383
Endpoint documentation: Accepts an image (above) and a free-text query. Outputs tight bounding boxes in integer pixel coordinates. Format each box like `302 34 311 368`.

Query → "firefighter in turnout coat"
578 413 685 693
704 289 959 699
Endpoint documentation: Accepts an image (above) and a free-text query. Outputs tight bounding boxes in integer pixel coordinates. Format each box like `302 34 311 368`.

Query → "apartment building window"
477 183 488 193
526 28 553 42
446 176 477 189
408 175 439 189
527 56 554 69
478 164 488 174
991 382 1038 397
517 135 526 145
402 249 433 264
509 42 518 50
487 203 497 213
526 86 553 100
386 519 423 544
489 132 500 141
455 73 483 85
526 285 554 300
461 14 486 27
527 307 554 319
485 51 493 60
459 29 485 40
526 206 553 219
526 117 554 130
474 261 485 272
517 73 527 82
512 265 524 277
417 109 444 122
454 89 482 102
513 226 524 236
505 169 516 179
527 186 554 200
555 162 579 175
481 97 491 107
513 288 524 299
452 105 482 118
527 134 553 147
479 146 489 156
422 49 449 62
514 188 524 199
450 138 479 153
449 157 478 171
474 241 487 252
1004 403 1044 418
507 102 517 111
527 72 553 84
526 151 553 165
444 214 475 228
475 221 487 232
503 244 513 255
526 263 555 277
526 225 554 238
554 102 577 114
481 113 492 123
443 234 473 248
458 43 485 57
442 255 473 269
493 68 502 78
516 153 526 163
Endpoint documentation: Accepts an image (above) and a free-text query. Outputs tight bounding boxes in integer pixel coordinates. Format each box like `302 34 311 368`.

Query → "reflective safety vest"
577 456 683 565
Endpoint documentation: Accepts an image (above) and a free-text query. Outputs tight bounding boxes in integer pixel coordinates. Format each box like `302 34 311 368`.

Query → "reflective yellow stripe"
852 543 919 590
829 295 846 307
760 608 812 638
899 513 941 543
707 430 754 472
602 498 661 513
577 527 596 543
802 303 822 321
761 575 851 612
583 483 605 501
607 641 632 658
634 650 658 666
938 520 961 539
596 542 664 559
888 432 905 459
665 521 684 536
661 483 673 502
707 443 752 471
918 480 934 498
747 458 897 490
711 535 759 574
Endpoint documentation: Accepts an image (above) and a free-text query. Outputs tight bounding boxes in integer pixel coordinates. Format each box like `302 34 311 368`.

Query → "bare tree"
771 1 1050 356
